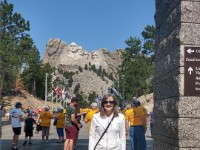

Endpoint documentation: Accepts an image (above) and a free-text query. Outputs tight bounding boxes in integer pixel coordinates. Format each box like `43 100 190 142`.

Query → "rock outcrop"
43 38 122 76
42 38 123 99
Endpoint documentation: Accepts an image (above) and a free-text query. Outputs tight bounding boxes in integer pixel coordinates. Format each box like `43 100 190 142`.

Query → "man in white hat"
39 106 53 142
84 102 98 134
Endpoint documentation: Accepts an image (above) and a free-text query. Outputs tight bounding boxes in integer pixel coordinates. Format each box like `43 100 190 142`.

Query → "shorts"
56 128 64 137
25 129 33 137
42 126 50 137
12 127 21 135
65 126 78 140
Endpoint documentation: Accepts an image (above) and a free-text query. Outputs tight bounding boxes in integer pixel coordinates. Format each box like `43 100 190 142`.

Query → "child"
23 113 36 146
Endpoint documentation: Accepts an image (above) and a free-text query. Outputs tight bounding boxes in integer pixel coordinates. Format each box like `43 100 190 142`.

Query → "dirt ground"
1 90 61 114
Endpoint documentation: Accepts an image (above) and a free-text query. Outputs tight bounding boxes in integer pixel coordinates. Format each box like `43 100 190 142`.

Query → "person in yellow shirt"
125 99 147 150
55 107 65 143
84 102 98 134
39 106 53 142
124 104 132 116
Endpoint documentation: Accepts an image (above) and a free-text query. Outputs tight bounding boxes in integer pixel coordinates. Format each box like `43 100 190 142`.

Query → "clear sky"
6 0 155 59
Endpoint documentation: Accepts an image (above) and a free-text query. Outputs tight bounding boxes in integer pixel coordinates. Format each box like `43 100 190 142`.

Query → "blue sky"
6 0 155 59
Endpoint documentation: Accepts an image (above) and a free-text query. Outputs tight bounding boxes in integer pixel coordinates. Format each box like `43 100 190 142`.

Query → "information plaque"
184 47 200 96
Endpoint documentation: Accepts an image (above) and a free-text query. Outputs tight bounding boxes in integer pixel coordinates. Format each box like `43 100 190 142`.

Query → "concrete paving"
0 120 153 150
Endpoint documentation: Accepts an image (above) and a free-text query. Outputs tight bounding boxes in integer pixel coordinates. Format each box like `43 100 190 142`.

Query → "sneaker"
13 146 18 150
10 143 15 149
29 142 32 145
42 140 45 143
23 141 27 146
56 141 62 143
45 140 49 143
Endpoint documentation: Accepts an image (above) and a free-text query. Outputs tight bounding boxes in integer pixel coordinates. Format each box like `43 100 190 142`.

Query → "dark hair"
71 97 78 103
132 99 140 107
100 93 119 117
15 102 22 108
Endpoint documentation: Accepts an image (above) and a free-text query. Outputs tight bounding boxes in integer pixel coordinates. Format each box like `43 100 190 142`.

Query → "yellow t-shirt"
39 111 53 127
125 108 132 117
125 107 145 126
84 109 98 133
82 108 90 113
56 112 65 128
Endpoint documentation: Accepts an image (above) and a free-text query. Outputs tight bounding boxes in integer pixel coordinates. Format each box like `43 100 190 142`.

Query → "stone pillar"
153 0 200 149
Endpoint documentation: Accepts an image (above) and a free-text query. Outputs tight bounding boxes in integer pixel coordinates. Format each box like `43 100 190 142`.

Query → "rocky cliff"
42 38 122 99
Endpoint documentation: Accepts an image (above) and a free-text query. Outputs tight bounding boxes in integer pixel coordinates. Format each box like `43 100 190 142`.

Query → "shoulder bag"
94 115 115 150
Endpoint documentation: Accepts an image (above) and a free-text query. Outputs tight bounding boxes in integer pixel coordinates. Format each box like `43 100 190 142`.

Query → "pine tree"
118 25 155 99
0 0 34 100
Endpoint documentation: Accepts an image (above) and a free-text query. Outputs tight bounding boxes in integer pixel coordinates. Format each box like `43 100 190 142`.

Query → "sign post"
184 47 200 96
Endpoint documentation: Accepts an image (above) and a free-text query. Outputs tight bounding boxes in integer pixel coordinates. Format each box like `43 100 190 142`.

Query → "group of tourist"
0 93 151 150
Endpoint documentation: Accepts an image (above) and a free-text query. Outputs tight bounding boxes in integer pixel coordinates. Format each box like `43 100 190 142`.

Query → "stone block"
181 1 193 22
154 97 179 118
178 97 200 118
178 118 200 141
155 0 180 28
180 23 200 45
154 47 181 78
156 3 181 43
153 118 200 148
154 139 179 150
154 73 181 100
153 132 178 147
178 140 200 148
193 2 200 23
154 96 200 118
155 26 180 61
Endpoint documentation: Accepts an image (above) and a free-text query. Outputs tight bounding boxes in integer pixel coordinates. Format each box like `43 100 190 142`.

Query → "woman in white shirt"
89 93 126 150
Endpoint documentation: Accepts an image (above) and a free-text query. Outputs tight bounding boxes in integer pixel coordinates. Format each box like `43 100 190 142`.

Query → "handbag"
94 116 115 150
35 123 42 134
53 119 57 126
53 113 62 126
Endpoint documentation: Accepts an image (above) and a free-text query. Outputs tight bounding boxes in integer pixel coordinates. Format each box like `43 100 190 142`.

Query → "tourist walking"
23 113 36 146
89 93 126 150
64 97 82 150
125 99 147 150
39 106 53 142
55 107 65 143
9 102 23 150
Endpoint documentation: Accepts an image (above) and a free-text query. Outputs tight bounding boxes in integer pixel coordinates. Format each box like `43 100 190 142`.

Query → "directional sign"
184 47 200 96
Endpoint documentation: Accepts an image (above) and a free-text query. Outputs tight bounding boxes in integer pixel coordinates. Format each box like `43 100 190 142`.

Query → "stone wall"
154 0 200 149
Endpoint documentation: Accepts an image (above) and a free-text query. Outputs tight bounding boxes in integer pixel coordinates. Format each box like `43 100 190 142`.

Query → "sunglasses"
103 101 116 105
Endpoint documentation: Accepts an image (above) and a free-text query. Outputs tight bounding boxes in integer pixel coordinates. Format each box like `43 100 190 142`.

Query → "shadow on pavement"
0 138 153 150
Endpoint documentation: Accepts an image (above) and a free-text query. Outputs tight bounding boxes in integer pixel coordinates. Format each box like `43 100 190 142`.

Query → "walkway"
0 120 153 150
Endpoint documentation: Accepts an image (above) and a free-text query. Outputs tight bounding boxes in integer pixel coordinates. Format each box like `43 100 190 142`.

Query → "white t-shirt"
10 108 23 128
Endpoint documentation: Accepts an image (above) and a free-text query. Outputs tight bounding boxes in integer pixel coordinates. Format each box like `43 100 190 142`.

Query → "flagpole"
52 79 54 111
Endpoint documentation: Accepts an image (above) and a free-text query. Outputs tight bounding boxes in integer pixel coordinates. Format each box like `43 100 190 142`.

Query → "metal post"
45 73 48 106
122 75 125 109
56 94 58 108
52 79 54 111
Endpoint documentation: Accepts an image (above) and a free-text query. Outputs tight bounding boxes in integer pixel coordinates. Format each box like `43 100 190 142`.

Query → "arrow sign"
188 67 193 75
187 48 195 54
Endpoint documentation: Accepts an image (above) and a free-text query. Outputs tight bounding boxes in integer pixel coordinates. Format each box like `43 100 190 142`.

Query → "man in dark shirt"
64 97 82 150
